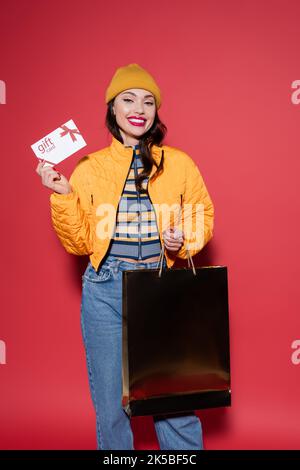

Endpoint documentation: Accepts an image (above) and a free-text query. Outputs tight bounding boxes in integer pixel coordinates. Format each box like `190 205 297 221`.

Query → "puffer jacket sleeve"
49 158 93 256
175 154 214 259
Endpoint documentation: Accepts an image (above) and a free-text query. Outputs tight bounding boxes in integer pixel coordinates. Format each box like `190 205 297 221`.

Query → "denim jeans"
80 253 203 450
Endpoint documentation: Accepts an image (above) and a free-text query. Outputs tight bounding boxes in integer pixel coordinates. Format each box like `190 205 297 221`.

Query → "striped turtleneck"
108 143 162 261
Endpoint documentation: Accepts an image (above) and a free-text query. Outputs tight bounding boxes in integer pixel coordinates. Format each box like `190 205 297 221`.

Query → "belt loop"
112 258 122 274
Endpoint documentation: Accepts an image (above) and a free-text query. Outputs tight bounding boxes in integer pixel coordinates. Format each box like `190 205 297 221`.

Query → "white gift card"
31 119 86 166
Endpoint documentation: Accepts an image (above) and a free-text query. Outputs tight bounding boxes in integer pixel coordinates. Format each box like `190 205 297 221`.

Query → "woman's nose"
134 103 145 114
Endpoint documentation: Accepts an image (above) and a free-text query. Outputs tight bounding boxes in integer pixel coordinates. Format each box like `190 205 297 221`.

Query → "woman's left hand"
163 227 184 252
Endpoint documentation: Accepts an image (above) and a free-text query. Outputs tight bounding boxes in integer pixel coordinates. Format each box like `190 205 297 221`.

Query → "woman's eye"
123 98 133 102
145 102 154 105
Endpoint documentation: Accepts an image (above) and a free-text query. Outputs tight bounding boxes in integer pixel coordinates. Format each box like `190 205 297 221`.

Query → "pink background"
0 0 299 449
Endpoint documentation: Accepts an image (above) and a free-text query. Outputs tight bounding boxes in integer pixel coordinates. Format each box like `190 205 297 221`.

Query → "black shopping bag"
122 247 231 418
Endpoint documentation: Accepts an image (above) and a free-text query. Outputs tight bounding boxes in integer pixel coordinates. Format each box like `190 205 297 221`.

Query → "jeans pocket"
83 262 112 283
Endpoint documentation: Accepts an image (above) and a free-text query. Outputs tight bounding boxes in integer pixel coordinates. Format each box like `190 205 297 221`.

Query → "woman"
36 63 214 450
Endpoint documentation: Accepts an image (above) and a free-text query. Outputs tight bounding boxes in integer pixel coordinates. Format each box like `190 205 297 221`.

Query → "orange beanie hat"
105 63 162 109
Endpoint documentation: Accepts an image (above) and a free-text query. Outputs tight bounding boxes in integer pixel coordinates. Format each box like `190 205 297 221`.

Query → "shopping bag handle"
156 244 197 277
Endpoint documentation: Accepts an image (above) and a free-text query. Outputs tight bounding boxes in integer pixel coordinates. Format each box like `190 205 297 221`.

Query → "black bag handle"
156 243 197 277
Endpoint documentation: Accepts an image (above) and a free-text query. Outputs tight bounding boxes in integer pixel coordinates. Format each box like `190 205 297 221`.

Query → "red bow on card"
60 125 81 143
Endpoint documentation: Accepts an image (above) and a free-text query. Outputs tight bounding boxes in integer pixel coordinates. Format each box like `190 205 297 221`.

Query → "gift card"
31 119 86 166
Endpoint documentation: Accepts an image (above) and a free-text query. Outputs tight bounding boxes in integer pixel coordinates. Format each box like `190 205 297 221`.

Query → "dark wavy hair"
105 99 167 193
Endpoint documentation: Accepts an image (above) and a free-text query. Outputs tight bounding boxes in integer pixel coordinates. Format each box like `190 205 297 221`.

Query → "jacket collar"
110 135 163 167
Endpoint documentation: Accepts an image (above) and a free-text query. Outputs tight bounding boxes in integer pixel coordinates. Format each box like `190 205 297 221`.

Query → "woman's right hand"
35 160 72 195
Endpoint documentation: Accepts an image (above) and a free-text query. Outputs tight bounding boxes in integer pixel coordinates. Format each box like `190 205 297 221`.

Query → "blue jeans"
80 253 203 450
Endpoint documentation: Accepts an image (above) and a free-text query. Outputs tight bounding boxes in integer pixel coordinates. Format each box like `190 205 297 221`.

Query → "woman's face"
112 88 156 144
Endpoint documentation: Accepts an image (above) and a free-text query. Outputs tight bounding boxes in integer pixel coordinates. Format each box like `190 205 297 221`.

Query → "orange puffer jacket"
50 136 214 270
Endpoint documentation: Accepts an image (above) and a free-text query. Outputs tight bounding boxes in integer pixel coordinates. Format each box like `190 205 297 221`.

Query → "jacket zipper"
147 150 164 261
133 153 142 260
117 151 135 237
112 150 135 253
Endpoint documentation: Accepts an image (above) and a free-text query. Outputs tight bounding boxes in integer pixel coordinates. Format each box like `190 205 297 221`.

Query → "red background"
0 0 300 449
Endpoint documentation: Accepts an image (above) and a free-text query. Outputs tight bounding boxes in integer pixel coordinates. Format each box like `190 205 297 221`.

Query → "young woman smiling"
36 63 214 450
